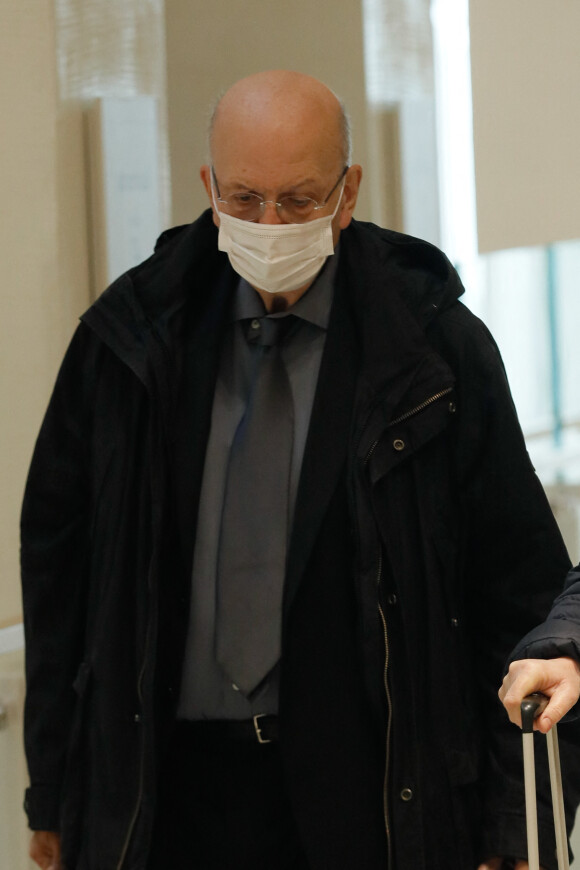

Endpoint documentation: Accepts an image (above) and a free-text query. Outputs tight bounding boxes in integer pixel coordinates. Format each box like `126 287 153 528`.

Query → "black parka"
21 211 580 869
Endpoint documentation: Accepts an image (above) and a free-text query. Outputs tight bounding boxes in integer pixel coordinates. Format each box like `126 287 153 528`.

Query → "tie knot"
245 316 296 347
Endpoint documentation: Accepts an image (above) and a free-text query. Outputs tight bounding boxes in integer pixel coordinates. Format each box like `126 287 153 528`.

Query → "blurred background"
1 0 579 865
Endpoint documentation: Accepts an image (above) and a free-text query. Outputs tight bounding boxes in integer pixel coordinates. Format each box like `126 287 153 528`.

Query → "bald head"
209 70 351 167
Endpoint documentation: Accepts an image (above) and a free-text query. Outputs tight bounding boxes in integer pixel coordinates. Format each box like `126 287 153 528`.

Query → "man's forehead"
212 144 340 187
212 114 337 151
211 120 342 185
212 88 342 154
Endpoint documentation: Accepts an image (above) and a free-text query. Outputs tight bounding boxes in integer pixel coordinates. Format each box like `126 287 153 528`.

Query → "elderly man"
22 71 580 870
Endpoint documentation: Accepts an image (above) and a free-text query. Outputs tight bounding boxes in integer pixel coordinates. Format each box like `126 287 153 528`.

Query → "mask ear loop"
209 170 222 215
329 175 347 221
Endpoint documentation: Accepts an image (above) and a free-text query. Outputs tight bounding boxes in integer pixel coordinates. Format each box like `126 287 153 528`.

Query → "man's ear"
200 165 220 227
338 164 363 230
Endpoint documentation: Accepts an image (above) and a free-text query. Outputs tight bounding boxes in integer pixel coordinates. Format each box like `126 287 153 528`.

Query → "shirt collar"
232 246 339 330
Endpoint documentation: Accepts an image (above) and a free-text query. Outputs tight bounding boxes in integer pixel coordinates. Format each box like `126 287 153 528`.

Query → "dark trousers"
148 722 310 870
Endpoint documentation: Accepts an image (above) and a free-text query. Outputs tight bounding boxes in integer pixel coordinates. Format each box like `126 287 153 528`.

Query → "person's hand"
499 656 580 732
29 831 62 870
477 859 532 869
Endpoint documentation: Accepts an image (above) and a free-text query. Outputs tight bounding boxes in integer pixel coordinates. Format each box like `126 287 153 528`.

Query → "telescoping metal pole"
520 693 569 870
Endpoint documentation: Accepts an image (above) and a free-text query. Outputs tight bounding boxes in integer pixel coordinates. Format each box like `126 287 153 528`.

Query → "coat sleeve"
505 565 580 721
506 565 580 662
20 324 97 831
435 304 580 869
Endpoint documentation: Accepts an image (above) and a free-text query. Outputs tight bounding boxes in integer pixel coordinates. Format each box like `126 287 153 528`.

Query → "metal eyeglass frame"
211 165 348 222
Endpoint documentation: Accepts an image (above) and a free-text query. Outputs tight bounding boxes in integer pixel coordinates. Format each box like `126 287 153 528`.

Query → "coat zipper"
364 386 453 866
377 551 393 868
364 386 454 463
116 325 169 869
116 566 160 866
388 386 454 428
115 662 148 870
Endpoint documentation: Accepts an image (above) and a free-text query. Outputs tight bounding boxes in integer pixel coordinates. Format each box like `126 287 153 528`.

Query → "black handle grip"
521 692 549 733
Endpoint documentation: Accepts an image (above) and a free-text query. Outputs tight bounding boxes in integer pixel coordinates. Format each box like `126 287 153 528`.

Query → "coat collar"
80 211 463 385
80 209 461 497
80 211 229 389
338 220 459 459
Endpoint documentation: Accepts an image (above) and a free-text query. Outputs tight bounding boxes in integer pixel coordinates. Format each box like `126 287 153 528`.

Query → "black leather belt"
178 714 279 745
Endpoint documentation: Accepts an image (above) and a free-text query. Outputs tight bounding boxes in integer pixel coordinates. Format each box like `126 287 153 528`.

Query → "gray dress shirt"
177 252 338 720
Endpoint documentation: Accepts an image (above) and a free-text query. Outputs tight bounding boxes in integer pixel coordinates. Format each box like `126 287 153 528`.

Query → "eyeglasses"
212 165 348 223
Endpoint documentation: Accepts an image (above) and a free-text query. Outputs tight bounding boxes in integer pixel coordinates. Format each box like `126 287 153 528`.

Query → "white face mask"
213 180 345 294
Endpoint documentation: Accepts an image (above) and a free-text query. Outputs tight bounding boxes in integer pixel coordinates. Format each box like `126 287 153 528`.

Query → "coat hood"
83 209 464 345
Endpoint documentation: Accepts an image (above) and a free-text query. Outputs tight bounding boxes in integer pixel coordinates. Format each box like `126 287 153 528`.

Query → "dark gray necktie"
216 315 295 696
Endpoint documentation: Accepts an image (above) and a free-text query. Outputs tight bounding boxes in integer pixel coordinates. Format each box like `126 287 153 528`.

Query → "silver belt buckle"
253 713 272 744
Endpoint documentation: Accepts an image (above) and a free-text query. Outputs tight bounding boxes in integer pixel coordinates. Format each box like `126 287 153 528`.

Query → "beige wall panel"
1 0 170 627
165 0 371 225
1 0 60 628
470 0 580 253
